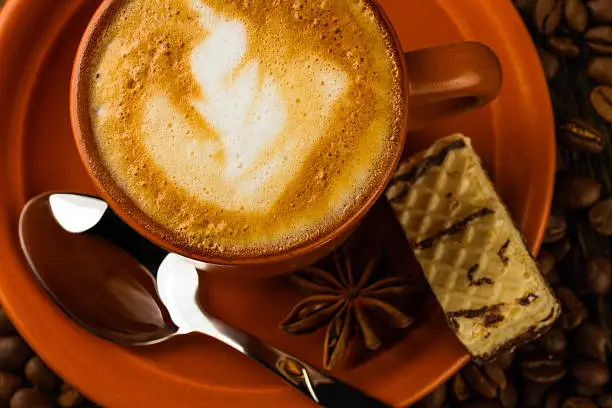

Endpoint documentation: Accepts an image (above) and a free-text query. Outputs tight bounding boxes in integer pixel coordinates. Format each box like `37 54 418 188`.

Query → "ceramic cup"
70 0 502 278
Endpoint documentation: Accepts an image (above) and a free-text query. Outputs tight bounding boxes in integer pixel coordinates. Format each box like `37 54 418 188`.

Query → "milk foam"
88 0 404 257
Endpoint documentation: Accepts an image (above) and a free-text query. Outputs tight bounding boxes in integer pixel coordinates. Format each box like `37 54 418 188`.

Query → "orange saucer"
0 0 555 407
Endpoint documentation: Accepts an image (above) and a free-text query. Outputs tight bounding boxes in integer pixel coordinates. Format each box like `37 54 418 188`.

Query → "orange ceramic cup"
71 0 502 278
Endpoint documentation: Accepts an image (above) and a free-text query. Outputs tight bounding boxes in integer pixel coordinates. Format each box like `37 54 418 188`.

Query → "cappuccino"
87 0 405 258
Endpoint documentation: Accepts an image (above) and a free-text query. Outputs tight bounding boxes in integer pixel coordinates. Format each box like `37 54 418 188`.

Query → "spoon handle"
206 320 391 408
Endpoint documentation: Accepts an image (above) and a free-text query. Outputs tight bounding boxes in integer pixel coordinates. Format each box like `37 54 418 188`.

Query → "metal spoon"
18 192 390 408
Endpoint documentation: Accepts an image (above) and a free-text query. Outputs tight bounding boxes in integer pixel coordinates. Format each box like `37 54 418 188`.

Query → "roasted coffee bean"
571 359 610 387
548 237 571 262
575 383 605 396
463 364 499 399
540 328 567 354
589 198 612 235
557 287 588 329
57 387 84 408
545 386 564 408
565 0 589 31
499 382 517 408
562 396 599 408
585 256 612 294
483 364 507 390
521 356 567 383
588 0 612 22
547 36 581 58
585 26 612 54
10 388 53 408
522 381 550 407
545 213 567 242
24 356 60 390
0 336 32 372
534 0 564 33
587 58 612 86
597 393 612 407
451 373 471 402
556 175 601 210
575 322 608 361
462 399 502 408
419 383 447 408
559 119 605 154
0 372 20 404
539 48 560 79
591 85 612 122
496 351 515 372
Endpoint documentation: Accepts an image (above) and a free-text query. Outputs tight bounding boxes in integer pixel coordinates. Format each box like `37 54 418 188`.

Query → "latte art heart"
88 0 404 257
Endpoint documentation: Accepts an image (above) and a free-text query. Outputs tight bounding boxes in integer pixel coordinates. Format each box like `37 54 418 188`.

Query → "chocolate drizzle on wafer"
413 208 495 250
518 293 539 306
497 239 510 265
393 138 466 185
467 264 495 286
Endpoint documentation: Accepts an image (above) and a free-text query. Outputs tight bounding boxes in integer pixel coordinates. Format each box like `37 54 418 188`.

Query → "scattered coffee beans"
575 322 608 362
560 119 605 154
0 337 31 372
571 359 610 387
556 175 602 210
539 328 568 354
557 287 588 329
0 372 20 403
539 47 561 79
534 0 564 33
10 388 52 408
589 198 612 235
24 357 60 390
521 355 567 383
563 396 599 408
588 0 612 22
591 85 612 122
565 0 589 32
463 363 500 399
548 35 581 57
587 58 612 86
586 256 612 294
585 26 612 54
545 213 568 242
58 386 84 408
451 372 471 402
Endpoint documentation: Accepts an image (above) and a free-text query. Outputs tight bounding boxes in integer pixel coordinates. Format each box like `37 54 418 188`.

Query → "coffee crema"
87 0 405 258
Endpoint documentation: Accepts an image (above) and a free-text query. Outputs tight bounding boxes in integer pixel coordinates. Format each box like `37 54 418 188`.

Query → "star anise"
280 249 417 370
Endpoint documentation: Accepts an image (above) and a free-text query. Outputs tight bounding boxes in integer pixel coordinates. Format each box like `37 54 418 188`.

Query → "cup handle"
404 42 502 132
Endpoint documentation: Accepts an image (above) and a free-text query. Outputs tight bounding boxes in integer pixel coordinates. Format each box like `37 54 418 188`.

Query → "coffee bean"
548 237 572 262
534 0 564 33
24 357 60 390
588 0 612 23
496 351 515 372
545 213 567 243
521 355 567 383
591 85 612 122
463 364 499 399
585 26 612 54
597 393 612 407
565 0 589 31
522 381 550 407
545 386 564 408
540 328 567 354
557 287 588 329
0 372 20 404
587 58 612 85
451 373 471 402
556 175 601 210
419 383 447 408
589 198 612 235
585 256 612 294
575 383 605 396
57 387 84 408
499 382 517 408
575 322 608 362
559 119 605 154
0 310 15 337
563 396 599 408
539 48 560 79
0 336 32 372
571 359 610 386
10 388 53 408
462 399 502 408
484 364 507 390
547 36 581 58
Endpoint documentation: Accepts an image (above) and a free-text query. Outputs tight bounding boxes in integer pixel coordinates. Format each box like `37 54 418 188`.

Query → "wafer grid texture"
387 134 560 361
